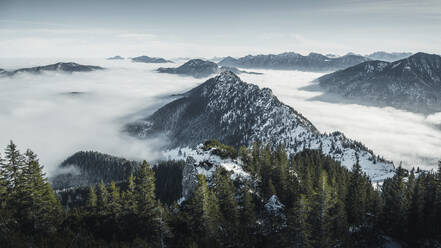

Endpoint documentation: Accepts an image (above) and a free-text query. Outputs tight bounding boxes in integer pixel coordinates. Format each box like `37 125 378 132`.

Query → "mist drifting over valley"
0 58 440 176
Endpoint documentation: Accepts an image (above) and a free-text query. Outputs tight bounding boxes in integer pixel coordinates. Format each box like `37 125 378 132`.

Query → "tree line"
0 140 440 247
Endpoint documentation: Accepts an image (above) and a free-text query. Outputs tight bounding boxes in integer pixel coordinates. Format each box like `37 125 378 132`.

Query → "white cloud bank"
0 58 203 176
0 58 440 176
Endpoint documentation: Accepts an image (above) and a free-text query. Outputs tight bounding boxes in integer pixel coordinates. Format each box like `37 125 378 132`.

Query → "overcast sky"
1 0 440 58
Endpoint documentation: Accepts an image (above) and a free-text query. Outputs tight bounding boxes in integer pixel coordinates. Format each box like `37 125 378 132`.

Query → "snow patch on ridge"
163 144 251 181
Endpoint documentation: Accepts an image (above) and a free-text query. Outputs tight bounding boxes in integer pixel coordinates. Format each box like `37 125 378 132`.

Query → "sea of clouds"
0 58 440 176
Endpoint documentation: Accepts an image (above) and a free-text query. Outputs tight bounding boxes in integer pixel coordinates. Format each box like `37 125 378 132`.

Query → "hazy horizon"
1 0 440 58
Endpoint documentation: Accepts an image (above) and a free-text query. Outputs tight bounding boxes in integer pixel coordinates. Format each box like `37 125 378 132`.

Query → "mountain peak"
407 52 440 62
128 73 394 181
217 70 241 82
411 52 432 57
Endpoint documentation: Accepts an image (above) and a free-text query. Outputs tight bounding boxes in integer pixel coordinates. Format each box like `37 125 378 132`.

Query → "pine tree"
187 174 210 246
97 180 109 214
213 168 238 246
122 173 137 215
276 145 289 203
251 142 261 177
0 153 7 214
119 174 138 242
135 161 156 216
86 186 97 211
239 146 251 172
287 194 312 248
434 162 441 236
381 166 408 238
285 164 300 209
407 174 425 239
239 183 257 247
329 199 348 246
13 148 61 237
108 181 121 215
311 170 334 248
346 162 367 227
2 141 25 194
205 189 221 244
135 161 162 244
267 178 277 198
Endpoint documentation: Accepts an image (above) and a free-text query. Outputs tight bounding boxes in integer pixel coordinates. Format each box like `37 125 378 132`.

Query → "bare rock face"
181 156 198 201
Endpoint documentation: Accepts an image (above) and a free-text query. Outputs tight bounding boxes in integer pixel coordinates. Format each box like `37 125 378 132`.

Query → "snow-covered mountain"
128 71 395 181
2 62 104 76
218 52 370 72
157 59 262 78
317 52 441 114
366 51 413 62
131 55 173 63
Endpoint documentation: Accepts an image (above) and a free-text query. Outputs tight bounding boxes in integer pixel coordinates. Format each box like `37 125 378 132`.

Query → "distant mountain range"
157 59 262 78
218 52 370 72
158 59 219 78
127 71 394 181
107 55 124 60
131 55 173 63
366 52 413 62
0 62 104 77
317 52 441 114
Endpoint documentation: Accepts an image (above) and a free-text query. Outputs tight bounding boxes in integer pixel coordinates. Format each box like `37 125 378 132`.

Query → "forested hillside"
0 141 440 247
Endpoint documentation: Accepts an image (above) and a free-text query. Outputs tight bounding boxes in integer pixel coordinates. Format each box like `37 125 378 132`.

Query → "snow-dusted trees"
2 140 441 247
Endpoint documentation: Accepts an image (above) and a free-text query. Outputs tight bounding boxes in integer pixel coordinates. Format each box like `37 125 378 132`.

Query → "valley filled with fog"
0 58 440 176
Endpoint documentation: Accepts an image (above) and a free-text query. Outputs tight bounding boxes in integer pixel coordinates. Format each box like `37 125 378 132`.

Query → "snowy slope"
128 71 395 181
164 144 251 203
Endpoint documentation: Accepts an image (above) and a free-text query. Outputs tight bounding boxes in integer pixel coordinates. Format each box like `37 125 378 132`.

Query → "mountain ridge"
366 51 413 62
132 55 173 63
218 52 370 72
128 71 395 181
317 52 441 114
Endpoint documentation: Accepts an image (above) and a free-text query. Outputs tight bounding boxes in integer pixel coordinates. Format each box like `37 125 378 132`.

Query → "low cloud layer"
0 58 202 176
239 70 441 170
0 59 440 175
